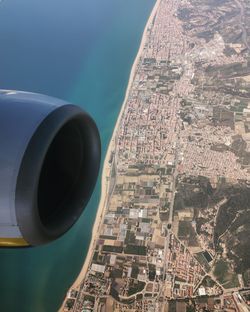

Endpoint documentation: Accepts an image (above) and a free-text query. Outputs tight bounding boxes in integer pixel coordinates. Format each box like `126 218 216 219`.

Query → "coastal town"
61 0 250 311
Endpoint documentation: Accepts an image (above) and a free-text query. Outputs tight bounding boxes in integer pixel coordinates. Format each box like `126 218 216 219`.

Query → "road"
234 0 250 51
159 140 180 310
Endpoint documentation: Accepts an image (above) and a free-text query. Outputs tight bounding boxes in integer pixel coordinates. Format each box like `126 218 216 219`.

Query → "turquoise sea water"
0 0 154 311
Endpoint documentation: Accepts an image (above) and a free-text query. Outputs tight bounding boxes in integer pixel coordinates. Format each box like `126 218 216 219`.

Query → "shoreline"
58 0 161 309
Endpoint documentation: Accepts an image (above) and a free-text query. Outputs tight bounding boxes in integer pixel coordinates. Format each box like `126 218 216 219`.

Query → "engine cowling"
0 90 101 247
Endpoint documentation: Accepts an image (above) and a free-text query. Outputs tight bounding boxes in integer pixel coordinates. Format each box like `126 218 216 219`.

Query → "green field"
213 259 239 288
195 252 210 272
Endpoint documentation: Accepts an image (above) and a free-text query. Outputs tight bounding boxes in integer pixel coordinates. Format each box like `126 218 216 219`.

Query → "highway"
234 0 250 51
160 139 180 310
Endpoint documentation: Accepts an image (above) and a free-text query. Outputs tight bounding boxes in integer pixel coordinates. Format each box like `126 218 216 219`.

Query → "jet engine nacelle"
0 90 101 247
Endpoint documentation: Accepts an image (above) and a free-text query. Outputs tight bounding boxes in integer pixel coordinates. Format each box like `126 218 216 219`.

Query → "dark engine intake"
0 90 101 247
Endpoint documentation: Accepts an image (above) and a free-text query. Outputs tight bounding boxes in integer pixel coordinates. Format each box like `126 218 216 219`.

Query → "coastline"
59 0 161 309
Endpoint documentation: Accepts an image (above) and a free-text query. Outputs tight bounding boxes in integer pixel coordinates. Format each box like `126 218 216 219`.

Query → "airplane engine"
0 90 101 247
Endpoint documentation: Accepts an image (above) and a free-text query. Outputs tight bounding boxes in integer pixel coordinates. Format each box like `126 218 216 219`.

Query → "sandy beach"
58 0 161 310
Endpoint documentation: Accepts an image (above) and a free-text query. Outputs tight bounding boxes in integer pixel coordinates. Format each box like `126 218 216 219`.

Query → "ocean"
0 0 154 311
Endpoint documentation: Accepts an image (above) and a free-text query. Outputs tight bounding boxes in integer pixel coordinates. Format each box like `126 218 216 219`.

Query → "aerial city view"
62 0 250 310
